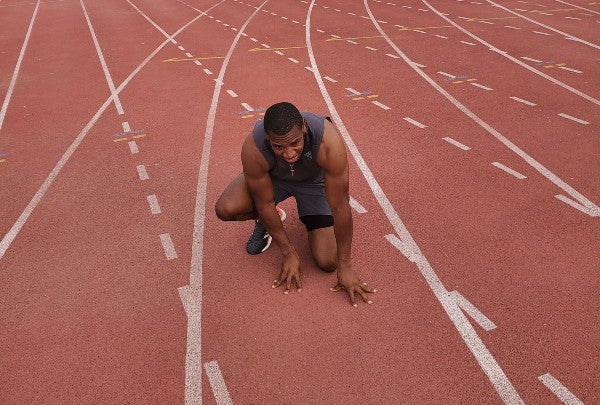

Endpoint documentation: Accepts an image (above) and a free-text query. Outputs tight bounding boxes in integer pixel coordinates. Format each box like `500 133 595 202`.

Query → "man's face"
267 119 307 164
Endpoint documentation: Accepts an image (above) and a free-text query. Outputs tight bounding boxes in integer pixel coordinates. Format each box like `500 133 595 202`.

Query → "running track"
0 0 598 403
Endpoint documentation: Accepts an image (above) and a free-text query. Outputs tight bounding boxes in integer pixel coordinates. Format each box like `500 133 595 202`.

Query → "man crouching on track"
215 101 375 307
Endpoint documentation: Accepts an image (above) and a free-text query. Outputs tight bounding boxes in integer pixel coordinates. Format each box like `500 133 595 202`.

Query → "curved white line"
421 0 600 105
80 0 124 115
486 0 600 49
183 2 270 403
0 2 225 261
309 1 524 403
555 0 600 15
0 0 41 135
362 2 600 217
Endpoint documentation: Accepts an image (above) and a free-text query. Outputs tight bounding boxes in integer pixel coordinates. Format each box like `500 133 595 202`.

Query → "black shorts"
272 179 334 231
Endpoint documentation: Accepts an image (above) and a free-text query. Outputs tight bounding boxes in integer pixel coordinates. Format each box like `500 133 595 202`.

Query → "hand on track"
331 267 376 307
272 250 302 294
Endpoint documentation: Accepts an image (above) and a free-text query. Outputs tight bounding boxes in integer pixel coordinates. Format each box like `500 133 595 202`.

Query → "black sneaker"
246 207 286 255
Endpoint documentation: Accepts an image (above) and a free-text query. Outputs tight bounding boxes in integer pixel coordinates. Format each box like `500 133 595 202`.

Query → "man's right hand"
272 249 302 294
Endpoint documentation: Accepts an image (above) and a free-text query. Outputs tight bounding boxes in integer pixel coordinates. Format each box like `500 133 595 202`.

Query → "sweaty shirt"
252 112 330 184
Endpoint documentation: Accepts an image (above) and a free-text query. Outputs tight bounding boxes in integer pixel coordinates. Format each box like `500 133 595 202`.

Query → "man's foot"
246 207 286 255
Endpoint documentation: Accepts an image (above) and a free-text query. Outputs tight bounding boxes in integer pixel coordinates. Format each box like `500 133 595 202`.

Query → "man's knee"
315 255 337 273
214 197 234 221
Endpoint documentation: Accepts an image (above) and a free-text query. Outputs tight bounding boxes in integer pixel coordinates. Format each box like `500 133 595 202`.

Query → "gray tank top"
252 112 329 184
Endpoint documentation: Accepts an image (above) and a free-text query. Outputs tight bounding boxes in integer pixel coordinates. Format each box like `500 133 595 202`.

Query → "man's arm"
317 120 374 306
241 134 302 292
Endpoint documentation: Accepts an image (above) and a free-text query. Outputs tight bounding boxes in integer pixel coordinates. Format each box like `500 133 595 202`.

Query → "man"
215 102 374 307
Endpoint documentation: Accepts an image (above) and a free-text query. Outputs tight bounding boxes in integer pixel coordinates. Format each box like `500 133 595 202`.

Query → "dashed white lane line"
386 53 400 59
345 87 361 95
558 113 589 125
509 96 537 106
492 162 527 179
203 68 213 75
435 34 448 39
372 100 391 110
558 66 582 74
460 40 477 46
160 233 178 260
226 89 238 97
403 116 427 128
147 194 162 215
349 196 367 213
288 57 299 63
470 82 493 90
136 164 149 180
178 45 185 51
193 60 202 66
438 71 456 78
442 136 471 150
241 102 253 111
533 30 551 35
122 121 131 132
505 25 521 29
185 52 193 57
538 373 584 404
366 46 377 51
128 140 139 154
323 75 337 83
521 56 542 63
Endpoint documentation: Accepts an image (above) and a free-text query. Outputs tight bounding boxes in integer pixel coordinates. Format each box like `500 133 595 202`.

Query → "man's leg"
302 216 337 273
215 173 257 221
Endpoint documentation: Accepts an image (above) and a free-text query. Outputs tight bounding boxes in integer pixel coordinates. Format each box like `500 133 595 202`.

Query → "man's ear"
302 118 308 133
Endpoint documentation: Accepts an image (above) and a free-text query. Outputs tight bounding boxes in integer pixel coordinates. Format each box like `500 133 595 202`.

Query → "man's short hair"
264 102 303 136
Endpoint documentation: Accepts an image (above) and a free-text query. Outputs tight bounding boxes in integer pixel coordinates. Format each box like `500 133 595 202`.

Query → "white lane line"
204 361 233 405
533 30 551 35
450 291 496 331
241 102 253 111
366 46 378 51
521 56 542 62
122 121 132 133
372 100 391 110
556 0 600 15
347 40 358 45
349 196 367 213
182 3 267 404
261 43 270 48
203 68 213 75
159 233 178 260
226 89 238 97
147 194 162 215
178 45 185 51
386 53 401 58
505 25 522 29
137 165 149 180
487 0 600 50
403 117 427 128
250 37 258 42
288 57 300 63
538 373 584 404
558 113 589 125
80 0 125 115
274 50 283 55
555 194 600 216
564 16 581 20
509 96 537 106
442 136 471 150
558 66 582 73
435 34 448 39
0 0 40 135
438 71 456 78
128 141 139 154
193 60 202 66
0 1 226 263
345 87 361 95
323 76 337 83
460 40 477 46
470 82 493 90
309 16 523 403
492 162 527 179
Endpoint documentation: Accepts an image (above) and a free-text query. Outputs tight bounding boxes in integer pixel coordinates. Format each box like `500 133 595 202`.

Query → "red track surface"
1 0 598 403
